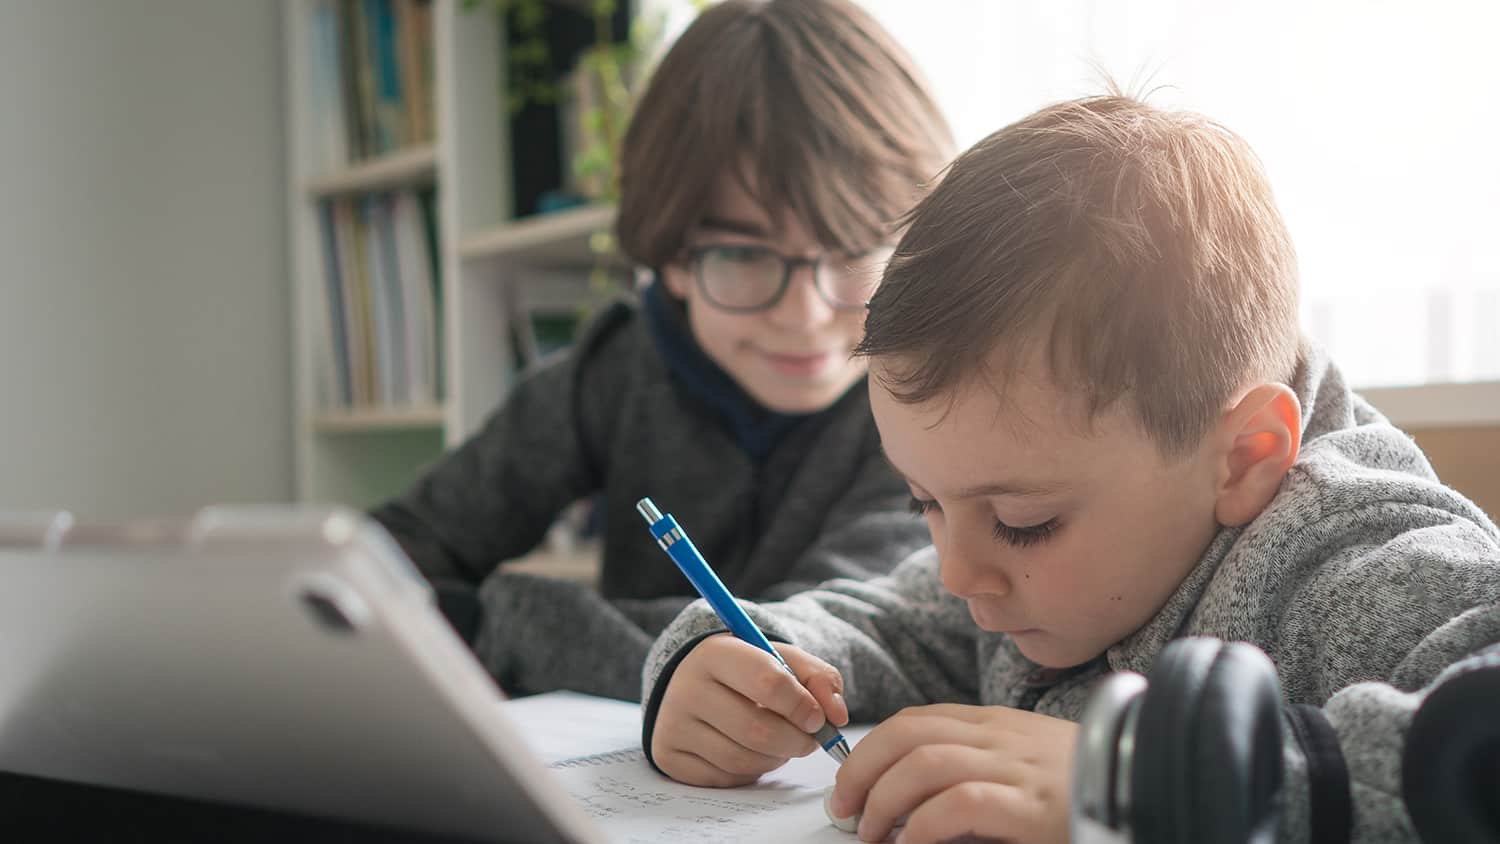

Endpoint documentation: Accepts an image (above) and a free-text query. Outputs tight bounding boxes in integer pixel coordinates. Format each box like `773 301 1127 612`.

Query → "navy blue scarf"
641 279 810 462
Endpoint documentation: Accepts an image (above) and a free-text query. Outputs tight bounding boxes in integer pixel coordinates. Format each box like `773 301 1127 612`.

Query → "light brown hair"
616 0 954 269
857 94 1301 456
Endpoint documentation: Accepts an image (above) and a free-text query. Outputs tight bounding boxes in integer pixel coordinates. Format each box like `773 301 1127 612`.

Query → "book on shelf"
343 197 375 404
309 0 436 172
309 1 348 175
392 193 437 410
363 197 399 405
316 188 442 414
316 203 353 406
416 188 444 400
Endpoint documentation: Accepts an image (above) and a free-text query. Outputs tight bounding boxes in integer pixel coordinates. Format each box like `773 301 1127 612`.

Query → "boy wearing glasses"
369 0 955 701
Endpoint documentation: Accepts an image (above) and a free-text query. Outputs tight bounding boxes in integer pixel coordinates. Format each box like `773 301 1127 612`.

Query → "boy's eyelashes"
907 495 937 516
906 496 1061 549
992 518 1060 548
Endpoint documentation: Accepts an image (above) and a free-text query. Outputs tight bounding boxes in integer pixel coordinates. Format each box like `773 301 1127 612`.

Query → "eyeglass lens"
696 245 891 311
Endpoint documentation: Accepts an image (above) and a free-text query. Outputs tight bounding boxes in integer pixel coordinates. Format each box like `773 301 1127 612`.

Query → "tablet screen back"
0 507 602 844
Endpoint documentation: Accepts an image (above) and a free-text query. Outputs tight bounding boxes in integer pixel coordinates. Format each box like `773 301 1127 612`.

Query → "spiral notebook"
504 691 873 844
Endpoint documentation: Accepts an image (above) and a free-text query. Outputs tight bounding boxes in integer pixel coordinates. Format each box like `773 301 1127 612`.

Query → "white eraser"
824 786 860 833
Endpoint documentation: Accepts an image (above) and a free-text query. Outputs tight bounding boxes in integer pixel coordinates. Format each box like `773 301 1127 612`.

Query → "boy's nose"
938 535 1010 599
767 264 836 328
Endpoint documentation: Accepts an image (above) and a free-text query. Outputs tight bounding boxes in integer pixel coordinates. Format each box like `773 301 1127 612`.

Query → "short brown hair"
858 95 1301 456
616 0 954 269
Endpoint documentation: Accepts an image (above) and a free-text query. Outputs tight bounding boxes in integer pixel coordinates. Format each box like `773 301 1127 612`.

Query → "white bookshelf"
284 0 618 509
310 404 447 433
459 202 618 266
303 143 438 196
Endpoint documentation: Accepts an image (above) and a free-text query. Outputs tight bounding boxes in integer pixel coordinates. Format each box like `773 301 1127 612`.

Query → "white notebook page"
502 691 874 843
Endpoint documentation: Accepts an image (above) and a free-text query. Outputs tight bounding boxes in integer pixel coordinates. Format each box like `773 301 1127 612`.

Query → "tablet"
0 506 605 843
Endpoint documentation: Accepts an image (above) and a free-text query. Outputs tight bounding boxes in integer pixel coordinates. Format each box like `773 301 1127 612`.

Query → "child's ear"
660 259 692 300
1212 383 1302 527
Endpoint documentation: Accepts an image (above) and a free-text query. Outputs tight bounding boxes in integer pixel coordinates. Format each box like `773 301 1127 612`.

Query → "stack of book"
314 190 443 411
309 0 436 171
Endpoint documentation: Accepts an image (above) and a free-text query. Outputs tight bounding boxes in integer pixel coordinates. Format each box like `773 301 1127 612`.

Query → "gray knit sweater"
641 344 1500 842
370 298 932 700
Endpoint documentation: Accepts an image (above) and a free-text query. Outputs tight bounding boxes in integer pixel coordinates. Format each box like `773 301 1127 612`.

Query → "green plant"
571 2 635 203
464 0 669 204
464 1 707 295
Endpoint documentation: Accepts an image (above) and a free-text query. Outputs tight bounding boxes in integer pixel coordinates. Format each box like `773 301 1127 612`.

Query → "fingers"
695 674 818 759
710 642 837 736
654 745 760 789
655 636 829 786
832 714 989 816
654 689 800 786
857 744 1029 843
779 644 850 726
656 716 789 786
897 780 1038 844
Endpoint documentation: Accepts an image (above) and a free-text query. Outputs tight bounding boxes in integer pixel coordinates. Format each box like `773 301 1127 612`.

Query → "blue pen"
637 497 850 764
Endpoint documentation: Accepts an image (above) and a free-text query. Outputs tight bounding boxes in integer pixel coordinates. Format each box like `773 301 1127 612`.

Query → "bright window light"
857 0 1500 388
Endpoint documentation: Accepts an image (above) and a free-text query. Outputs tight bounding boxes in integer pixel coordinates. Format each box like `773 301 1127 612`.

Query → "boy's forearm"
369 358 596 584
641 548 981 722
1277 687 1409 844
475 571 658 701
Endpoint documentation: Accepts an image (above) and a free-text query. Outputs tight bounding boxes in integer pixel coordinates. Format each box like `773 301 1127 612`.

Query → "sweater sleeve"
368 303 630 583
1275 601 1500 843
756 450 933 601
640 547 983 761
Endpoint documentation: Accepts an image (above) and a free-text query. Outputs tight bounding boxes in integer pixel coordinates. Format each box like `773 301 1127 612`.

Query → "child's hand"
651 633 849 787
827 703 1077 844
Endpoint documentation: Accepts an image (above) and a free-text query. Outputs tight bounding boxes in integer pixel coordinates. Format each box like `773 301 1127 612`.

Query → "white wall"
0 1 292 519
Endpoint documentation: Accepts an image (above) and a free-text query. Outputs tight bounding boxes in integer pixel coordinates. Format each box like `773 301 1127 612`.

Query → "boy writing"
370 0 954 701
641 94 1500 842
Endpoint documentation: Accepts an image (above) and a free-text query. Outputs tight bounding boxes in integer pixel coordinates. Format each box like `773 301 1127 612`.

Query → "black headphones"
1072 637 1285 844
1402 654 1500 844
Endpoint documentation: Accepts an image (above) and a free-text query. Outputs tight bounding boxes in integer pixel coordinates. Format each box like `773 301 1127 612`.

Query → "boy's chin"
1007 632 1101 670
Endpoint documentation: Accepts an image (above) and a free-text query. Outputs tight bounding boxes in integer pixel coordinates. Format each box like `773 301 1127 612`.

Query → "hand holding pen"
639 497 852 787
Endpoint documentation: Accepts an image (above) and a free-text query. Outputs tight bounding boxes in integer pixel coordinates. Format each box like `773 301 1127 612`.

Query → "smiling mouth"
761 350 832 377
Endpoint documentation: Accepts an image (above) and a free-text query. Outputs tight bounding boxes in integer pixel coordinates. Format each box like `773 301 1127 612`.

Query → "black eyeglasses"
686 244 894 313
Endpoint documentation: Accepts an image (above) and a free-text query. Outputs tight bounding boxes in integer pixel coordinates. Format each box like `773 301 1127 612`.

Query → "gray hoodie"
371 297 932 700
641 344 1500 843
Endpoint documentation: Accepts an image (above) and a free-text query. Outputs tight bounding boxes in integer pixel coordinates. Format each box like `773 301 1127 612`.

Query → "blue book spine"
311 1 348 169
318 202 353 406
376 193 409 404
368 0 404 151
362 196 395 404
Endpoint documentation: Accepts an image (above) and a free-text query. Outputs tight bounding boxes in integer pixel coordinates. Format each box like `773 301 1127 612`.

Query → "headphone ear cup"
1192 642 1285 844
1130 638 1284 844
1402 662 1500 844
1131 637 1218 843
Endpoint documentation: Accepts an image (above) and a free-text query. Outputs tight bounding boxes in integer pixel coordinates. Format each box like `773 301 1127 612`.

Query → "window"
860 0 1500 390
